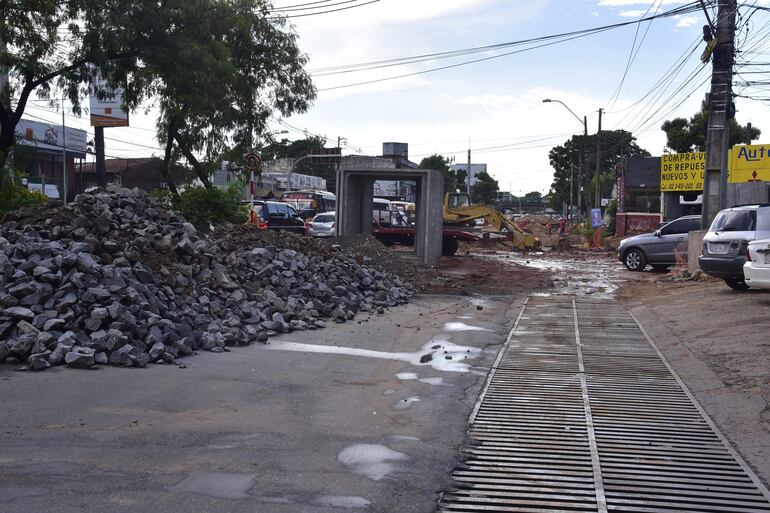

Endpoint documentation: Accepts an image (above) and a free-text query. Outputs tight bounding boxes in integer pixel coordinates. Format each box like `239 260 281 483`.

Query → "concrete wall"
336 168 443 265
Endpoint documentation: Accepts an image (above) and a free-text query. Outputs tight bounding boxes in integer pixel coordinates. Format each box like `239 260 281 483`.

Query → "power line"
311 3 701 76
315 3 703 91
269 0 379 18
606 0 663 110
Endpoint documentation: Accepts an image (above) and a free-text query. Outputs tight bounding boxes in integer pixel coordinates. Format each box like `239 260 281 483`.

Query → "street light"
543 98 589 221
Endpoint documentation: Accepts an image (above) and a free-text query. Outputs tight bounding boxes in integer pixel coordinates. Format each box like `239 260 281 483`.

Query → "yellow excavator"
443 192 540 250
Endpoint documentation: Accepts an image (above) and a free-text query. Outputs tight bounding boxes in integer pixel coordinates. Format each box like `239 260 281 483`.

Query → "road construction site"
2 189 770 512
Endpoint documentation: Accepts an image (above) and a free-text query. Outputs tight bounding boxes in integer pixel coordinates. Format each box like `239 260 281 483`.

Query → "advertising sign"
729 144 770 183
89 71 129 127
590 208 603 228
660 152 705 192
15 118 88 158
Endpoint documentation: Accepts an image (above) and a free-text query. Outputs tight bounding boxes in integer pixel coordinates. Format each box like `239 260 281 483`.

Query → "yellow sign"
660 152 705 191
729 144 770 183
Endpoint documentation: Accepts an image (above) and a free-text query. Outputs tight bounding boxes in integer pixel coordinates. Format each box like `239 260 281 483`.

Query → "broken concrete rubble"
0 186 414 371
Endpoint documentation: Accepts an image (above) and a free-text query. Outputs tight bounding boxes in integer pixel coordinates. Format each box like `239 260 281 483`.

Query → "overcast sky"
24 0 770 196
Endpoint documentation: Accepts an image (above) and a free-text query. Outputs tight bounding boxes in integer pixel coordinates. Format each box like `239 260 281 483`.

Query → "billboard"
89 71 129 127
15 118 88 158
729 144 770 183
660 152 705 192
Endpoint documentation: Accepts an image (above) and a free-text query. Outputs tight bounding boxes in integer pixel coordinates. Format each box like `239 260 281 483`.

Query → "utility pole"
466 147 471 195
95 127 106 187
62 100 67 203
595 108 602 209
746 122 752 145
702 0 737 228
583 115 589 218
567 162 575 219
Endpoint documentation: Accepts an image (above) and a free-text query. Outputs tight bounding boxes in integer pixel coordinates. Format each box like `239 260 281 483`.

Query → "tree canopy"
0 0 316 191
547 130 649 211
471 171 500 206
661 102 761 153
418 154 456 193
259 136 337 190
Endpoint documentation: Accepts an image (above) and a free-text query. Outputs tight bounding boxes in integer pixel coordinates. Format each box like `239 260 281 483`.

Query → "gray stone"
16 320 39 334
94 351 109 365
149 342 166 360
2 306 35 321
65 351 95 368
42 318 66 331
10 334 37 356
49 343 71 365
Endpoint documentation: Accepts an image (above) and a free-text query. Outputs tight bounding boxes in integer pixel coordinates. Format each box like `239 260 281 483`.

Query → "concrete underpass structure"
335 168 444 265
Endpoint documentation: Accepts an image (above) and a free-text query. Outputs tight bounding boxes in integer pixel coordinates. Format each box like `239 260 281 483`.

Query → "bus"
280 190 336 220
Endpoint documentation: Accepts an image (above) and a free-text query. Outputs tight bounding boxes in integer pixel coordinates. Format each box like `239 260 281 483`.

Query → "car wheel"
724 277 749 290
623 248 647 271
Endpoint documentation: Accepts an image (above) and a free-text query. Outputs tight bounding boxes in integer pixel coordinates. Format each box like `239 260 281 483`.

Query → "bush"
158 185 247 231
0 171 47 220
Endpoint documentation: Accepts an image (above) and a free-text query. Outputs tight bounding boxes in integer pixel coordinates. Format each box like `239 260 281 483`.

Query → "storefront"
13 118 88 201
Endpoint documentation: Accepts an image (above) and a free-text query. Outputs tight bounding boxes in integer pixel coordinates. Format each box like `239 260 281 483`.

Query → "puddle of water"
395 372 418 380
418 377 445 386
267 340 482 373
482 252 623 298
317 495 371 508
383 389 396 396
443 322 492 332
458 314 474 320
337 444 408 481
169 471 256 499
392 396 420 410
390 435 420 442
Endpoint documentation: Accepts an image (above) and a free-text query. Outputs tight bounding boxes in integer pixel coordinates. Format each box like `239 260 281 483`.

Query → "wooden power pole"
701 0 737 228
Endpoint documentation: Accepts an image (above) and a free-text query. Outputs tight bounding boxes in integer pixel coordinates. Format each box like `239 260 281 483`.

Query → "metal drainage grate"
440 296 770 513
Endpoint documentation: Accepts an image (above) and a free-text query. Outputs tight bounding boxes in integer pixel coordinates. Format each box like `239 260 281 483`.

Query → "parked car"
700 204 770 290
243 200 306 234
743 239 770 289
307 211 335 238
617 215 702 271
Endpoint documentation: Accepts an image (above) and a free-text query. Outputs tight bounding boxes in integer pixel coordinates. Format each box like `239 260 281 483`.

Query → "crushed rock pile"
0 186 413 371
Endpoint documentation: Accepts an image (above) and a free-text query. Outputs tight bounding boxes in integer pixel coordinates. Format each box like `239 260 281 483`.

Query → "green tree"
259 136 337 191
547 130 649 212
661 102 761 153
524 191 543 203
418 154 455 193
0 1 314 192
471 171 500 205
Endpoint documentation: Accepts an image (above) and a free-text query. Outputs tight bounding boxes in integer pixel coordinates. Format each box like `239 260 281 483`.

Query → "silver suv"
699 205 770 290
618 215 701 271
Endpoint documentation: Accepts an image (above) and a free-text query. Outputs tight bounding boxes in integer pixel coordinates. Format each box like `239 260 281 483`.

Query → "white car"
743 238 770 289
307 211 335 238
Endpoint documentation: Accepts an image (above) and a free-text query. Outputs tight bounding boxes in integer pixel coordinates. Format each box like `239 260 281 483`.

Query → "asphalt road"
0 294 520 513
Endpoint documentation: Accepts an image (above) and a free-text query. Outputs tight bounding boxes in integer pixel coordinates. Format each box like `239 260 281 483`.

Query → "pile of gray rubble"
0 186 413 371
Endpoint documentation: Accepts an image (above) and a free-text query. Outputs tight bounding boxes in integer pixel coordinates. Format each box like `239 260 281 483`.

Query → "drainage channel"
440 296 770 513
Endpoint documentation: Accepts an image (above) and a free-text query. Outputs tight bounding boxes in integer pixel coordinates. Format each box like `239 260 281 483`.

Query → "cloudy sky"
24 0 770 197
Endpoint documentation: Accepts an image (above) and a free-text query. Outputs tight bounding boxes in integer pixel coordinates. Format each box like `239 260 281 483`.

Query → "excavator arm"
443 193 540 250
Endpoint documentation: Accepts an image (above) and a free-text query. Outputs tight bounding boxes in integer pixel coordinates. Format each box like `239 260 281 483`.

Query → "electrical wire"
606 0 662 110
269 0 379 18
314 3 703 91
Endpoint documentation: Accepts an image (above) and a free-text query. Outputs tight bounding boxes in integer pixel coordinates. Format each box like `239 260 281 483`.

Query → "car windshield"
314 214 334 223
710 210 756 232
